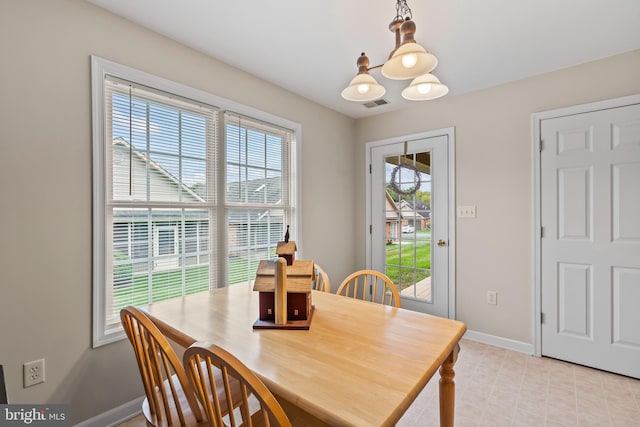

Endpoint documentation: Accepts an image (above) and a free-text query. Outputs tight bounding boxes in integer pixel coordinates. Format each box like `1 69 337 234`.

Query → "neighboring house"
226 176 286 260
397 199 431 230
112 137 205 203
111 138 208 276
112 138 288 276
385 191 403 243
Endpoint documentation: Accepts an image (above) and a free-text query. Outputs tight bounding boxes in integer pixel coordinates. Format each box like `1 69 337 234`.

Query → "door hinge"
541 312 545 324
369 224 372 234
540 140 544 152
541 226 544 238
369 163 372 174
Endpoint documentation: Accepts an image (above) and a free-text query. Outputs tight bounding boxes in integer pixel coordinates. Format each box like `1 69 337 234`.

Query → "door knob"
437 239 447 247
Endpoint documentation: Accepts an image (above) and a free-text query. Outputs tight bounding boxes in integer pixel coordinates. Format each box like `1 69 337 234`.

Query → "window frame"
91 56 301 347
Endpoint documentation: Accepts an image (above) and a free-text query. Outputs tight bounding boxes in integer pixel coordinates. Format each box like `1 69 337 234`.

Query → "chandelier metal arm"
356 54 387 74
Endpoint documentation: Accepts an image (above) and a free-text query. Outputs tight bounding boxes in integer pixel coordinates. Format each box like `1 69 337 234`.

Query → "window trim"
91 56 302 347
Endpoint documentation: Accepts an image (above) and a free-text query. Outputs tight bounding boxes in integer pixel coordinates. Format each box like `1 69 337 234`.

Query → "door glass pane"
384 151 432 302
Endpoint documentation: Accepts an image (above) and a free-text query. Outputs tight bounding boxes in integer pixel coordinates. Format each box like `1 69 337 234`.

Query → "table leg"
439 344 460 427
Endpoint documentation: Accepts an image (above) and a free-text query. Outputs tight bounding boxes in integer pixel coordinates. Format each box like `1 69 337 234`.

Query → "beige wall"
1 0 639 423
355 49 640 343
0 0 356 423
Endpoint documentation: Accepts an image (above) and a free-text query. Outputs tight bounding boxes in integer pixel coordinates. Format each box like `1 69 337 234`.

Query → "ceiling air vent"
363 99 389 108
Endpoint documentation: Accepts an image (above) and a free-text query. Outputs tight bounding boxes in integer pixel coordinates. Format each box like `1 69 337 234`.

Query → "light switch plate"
487 291 497 305
457 205 477 218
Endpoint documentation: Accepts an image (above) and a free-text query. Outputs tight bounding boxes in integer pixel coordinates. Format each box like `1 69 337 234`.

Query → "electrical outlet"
23 359 45 388
487 291 497 305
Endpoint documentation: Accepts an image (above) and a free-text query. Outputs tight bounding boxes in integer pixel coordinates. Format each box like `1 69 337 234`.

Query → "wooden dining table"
143 284 466 427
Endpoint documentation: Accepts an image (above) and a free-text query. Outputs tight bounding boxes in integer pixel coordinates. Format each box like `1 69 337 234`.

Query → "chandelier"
341 0 448 103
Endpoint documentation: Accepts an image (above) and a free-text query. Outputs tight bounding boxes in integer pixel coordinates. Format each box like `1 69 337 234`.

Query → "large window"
92 57 298 346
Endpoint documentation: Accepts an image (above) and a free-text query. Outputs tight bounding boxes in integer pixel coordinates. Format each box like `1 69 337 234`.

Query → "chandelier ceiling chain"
394 0 412 21
341 0 449 103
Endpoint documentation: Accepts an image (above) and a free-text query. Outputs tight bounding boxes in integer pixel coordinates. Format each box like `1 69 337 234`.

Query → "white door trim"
365 127 456 319
531 93 640 357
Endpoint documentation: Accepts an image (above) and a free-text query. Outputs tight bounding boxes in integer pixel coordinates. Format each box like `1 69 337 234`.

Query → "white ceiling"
87 0 640 119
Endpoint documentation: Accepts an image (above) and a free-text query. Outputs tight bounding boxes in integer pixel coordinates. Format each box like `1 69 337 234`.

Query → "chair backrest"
336 270 402 308
120 306 203 426
0 365 7 404
313 264 331 292
184 343 292 427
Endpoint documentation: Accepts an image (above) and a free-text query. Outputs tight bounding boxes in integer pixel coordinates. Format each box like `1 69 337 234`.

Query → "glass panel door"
384 150 433 302
370 135 450 317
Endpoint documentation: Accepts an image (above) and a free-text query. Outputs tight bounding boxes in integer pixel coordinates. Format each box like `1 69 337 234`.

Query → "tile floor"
398 340 640 427
116 339 640 427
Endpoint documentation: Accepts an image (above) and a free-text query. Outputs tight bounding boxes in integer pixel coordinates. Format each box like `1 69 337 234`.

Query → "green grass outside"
113 256 268 313
228 257 263 285
113 264 210 310
385 235 431 290
112 239 430 310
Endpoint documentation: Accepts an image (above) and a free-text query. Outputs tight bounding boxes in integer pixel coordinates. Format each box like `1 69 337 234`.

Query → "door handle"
437 239 447 247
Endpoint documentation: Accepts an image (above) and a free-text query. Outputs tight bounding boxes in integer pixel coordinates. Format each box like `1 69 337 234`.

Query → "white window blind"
224 113 294 285
103 76 218 337
92 57 298 346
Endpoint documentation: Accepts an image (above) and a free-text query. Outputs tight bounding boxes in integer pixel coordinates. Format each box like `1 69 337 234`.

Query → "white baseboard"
74 396 144 427
463 329 534 355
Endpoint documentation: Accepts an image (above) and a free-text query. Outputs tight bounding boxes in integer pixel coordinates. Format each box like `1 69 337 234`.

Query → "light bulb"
417 83 432 94
401 53 418 69
357 84 370 94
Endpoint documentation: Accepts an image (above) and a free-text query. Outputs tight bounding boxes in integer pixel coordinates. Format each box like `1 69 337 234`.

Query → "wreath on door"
389 143 421 196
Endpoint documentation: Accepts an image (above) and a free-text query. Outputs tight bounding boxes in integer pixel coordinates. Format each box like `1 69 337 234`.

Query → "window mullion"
178 111 183 203
146 208 152 304
181 208 186 295
214 112 226 289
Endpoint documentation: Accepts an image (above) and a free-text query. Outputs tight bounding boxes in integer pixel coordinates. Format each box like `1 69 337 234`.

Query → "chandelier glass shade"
401 73 449 100
341 0 448 103
381 41 437 80
341 72 387 102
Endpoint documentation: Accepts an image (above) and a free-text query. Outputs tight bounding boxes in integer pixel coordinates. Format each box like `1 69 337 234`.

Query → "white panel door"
541 103 640 378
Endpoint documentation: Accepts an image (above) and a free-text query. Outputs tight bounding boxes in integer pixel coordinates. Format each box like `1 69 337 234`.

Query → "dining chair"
120 306 209 427
336 269 402 308
0 365 7 404
184 342 292 427
313 263 331 292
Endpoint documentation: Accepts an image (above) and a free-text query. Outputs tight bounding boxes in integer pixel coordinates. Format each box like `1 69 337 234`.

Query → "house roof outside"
398 199 430 219
226 176 286 224
113 138 286 224
385 191 403 221
112 137 204 204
